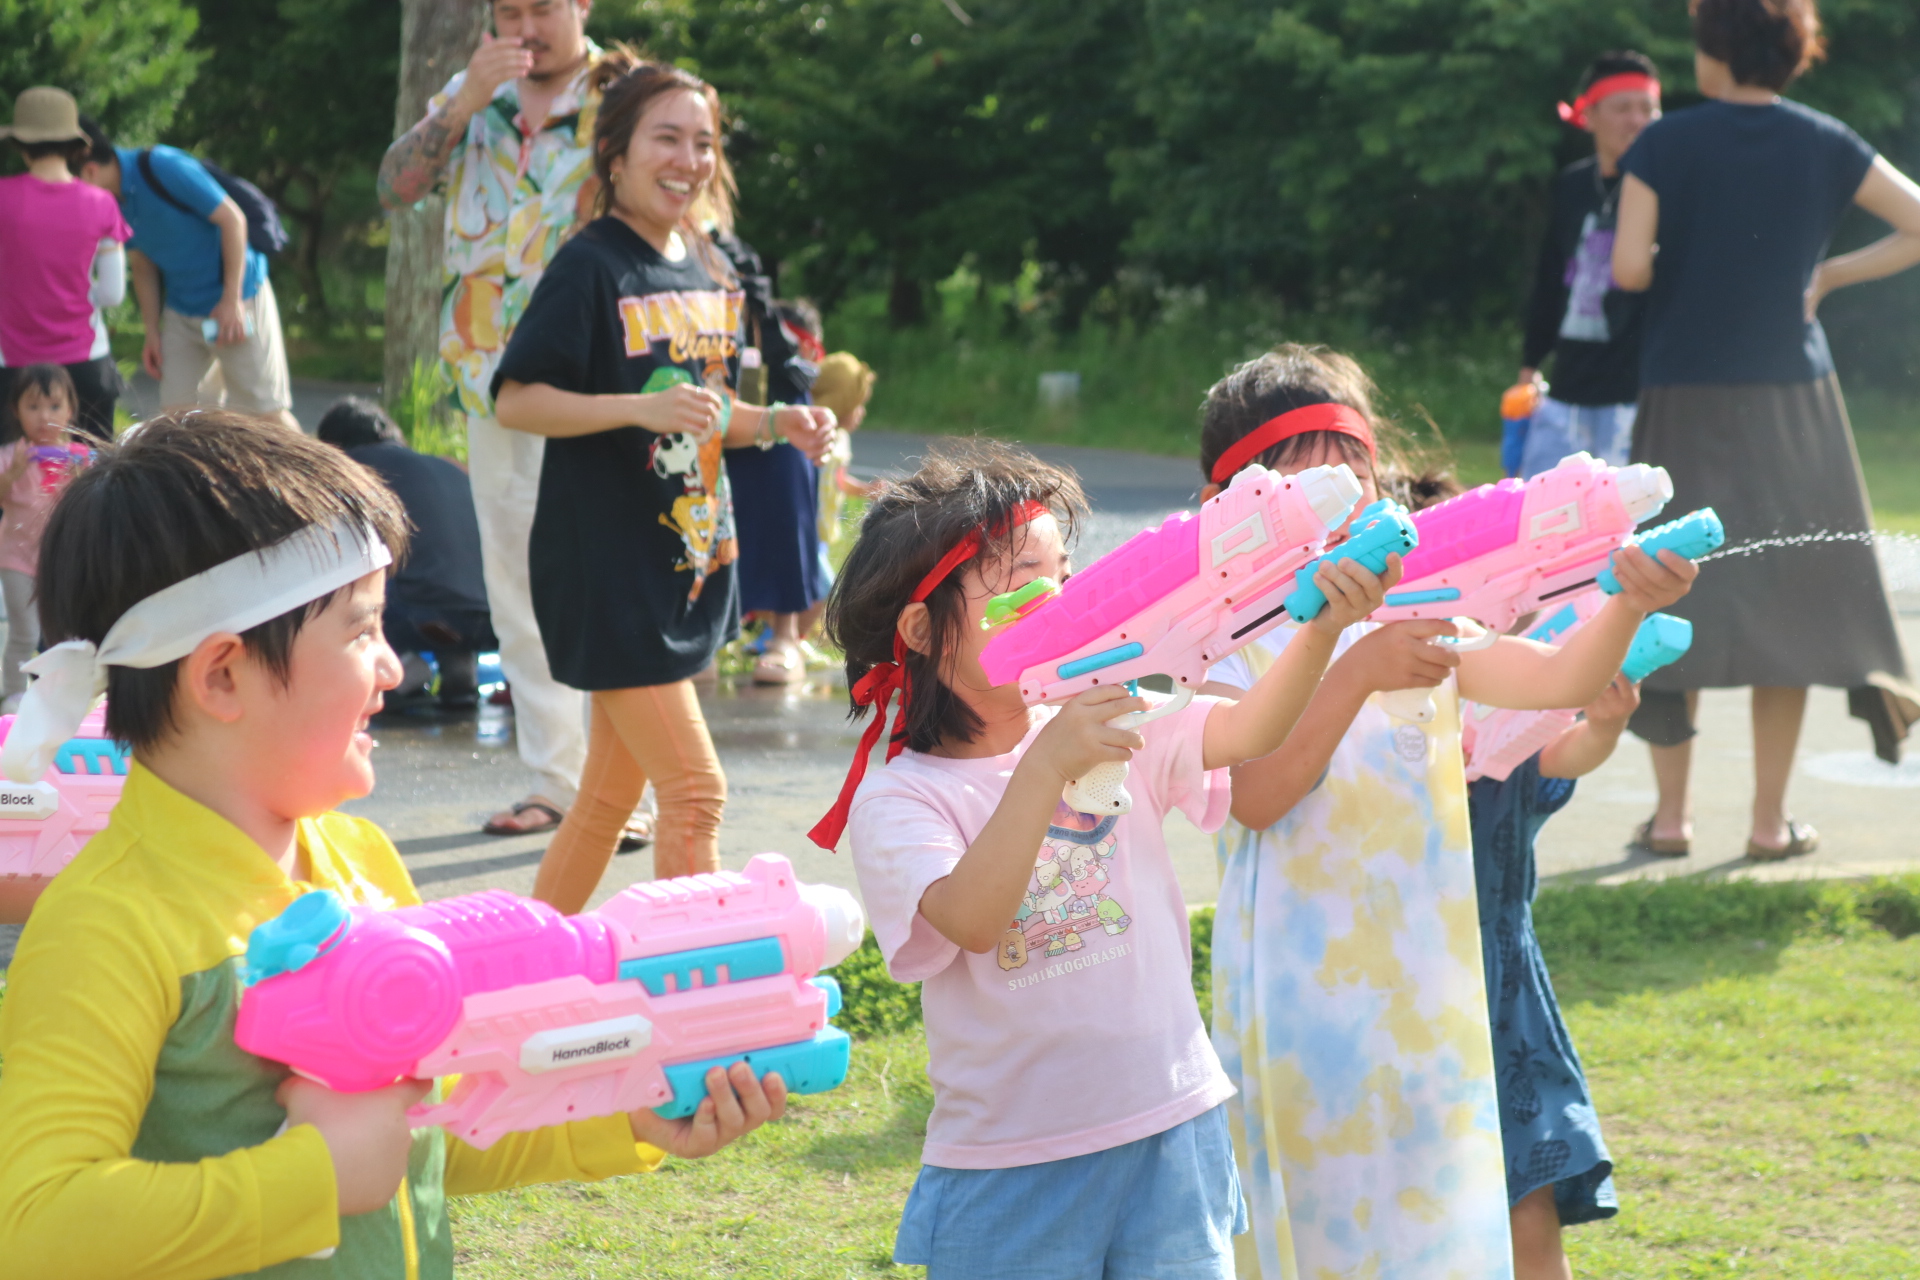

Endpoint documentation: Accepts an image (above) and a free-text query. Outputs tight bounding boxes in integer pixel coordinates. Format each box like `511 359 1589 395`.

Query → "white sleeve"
89 240 126 309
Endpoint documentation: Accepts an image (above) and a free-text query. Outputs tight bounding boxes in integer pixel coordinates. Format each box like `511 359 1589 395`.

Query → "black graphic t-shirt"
492 217 745 689
1521 157 1647 407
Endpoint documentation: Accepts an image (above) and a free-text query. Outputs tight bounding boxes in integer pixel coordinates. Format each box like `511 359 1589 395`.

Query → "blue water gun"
1597 508 1725 594
1283 499 1420 624
1621 612 1693 682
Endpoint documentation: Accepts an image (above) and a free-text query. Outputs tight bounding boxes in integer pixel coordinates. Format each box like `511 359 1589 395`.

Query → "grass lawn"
452 921 1920 1278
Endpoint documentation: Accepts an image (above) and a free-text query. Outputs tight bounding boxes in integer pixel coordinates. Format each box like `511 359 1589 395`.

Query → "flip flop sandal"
618 810 656 853
482 798 565 836
1631 818 1691 858
1747 820 1819 862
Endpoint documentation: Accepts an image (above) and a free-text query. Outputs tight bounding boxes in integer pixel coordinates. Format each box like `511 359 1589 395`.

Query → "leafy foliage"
829 932 924 1039
0 0 202 150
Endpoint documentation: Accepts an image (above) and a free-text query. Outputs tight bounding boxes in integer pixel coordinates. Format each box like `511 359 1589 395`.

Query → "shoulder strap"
136 149 196 218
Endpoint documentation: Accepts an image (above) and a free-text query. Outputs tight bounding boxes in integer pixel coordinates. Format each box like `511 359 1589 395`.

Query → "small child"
1197 345 1697 1279
1469 675 1641 1279
0 411 782 1277
0 363 91 711
812 438 1392 1278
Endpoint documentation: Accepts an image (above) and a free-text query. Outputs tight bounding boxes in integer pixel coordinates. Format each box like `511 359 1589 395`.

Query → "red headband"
1209 403 1376 485
808 498 1052 850
1557 73 1660 130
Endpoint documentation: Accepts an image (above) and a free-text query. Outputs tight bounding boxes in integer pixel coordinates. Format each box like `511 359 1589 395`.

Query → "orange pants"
531 682 726 913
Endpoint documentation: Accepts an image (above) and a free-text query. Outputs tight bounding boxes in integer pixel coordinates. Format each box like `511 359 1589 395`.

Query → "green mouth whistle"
982 578 1059 629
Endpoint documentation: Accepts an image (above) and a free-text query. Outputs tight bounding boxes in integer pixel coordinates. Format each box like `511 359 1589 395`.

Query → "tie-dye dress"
1208 623 1514 1279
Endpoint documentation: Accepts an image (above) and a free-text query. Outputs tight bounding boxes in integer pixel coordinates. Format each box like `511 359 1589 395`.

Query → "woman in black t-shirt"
493 53 833 909
1612 0 1920 862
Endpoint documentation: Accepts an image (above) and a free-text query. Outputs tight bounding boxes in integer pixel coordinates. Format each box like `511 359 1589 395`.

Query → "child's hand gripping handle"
1283 500 1418 625
1596 508 1724 594
1063 685 1195 815
1379 622 1499 724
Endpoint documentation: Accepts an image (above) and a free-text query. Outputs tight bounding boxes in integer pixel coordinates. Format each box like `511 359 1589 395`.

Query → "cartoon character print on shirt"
623 286 744 603
997 803 1132 972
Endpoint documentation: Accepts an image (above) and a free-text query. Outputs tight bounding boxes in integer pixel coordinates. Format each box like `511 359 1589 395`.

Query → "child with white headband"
0 411 783 1278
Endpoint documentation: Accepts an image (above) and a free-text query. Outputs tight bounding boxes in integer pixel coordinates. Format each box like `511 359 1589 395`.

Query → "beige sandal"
1747 820 1818 862
1631 818 1691 858
752 641 806 685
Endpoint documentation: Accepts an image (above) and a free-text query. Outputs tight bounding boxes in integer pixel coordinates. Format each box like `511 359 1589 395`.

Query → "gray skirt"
1629 376 1908 691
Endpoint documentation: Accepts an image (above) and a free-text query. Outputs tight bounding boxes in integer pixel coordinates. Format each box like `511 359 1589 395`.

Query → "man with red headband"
1515 51 1661 478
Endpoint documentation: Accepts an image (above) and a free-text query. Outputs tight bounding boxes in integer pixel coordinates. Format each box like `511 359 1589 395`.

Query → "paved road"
6 413 1913 966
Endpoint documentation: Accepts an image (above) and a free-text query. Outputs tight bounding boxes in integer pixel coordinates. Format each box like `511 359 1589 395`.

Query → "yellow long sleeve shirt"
0 763 665 1280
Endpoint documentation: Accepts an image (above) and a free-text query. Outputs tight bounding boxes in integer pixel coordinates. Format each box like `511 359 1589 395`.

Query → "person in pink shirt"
808 440 1397 1278
0 365 93 709
0 88 131 441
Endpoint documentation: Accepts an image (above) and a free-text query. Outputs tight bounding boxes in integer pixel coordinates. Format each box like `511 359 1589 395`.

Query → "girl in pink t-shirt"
0 365 92 708
809 439 1394 1279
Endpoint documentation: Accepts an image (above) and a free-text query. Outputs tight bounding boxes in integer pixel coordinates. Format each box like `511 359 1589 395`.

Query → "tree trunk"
381 0 486 407
887 256 926 328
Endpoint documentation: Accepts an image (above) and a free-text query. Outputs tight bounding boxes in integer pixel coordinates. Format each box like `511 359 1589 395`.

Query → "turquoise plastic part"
652 1028 852 1118
245 890 350 987
1525 603 1583 644
1057 641 1145 681
1598 508 1724 594
53 737 130 777
620 936 786 996
1381 586 1463 607
1622 613 1693 683
810 974 843 1018
1285 500 1420 623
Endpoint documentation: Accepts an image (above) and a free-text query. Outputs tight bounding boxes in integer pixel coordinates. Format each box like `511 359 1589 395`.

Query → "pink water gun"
0 707 128 923
1369 452 1721 721
1461 597 1693 782
235 853 866 1150
978 462 1362 814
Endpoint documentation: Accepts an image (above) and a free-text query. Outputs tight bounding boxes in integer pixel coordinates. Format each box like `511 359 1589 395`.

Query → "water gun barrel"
1283 500 1419 623
1597 508 1724 594
1621 613 1693 683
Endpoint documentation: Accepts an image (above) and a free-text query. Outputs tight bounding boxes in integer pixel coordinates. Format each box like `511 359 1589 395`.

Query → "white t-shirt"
848 700 1236 1169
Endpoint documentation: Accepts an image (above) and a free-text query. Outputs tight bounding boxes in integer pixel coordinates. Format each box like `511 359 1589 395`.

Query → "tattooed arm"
378 34 532 210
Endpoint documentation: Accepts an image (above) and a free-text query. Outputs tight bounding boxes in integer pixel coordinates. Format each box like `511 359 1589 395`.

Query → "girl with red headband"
812 438 1393 1278
1514 52 1661 478
1195 345 1699 1280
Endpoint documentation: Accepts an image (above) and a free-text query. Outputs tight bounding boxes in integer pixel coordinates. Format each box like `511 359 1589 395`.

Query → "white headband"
0 518 392 783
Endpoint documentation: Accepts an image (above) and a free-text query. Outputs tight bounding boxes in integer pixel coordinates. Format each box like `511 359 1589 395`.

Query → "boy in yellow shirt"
0 412 785 1279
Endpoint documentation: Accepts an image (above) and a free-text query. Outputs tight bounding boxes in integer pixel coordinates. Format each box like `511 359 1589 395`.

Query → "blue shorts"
893 1103 1247 1279
1520 397 1636 478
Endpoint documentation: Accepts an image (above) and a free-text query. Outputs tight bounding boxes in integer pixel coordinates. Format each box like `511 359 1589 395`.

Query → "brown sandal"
1631 818 1691 858
1747 820 1819 862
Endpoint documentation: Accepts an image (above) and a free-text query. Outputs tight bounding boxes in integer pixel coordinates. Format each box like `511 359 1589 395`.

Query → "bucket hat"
0 87 86 145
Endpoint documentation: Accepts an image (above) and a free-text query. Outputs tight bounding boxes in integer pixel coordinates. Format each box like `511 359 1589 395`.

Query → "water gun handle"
1597 508 1724 594
1284 501 1417 624
1621 613 1693 683
1378 621 1498 724
1062 686 1194 815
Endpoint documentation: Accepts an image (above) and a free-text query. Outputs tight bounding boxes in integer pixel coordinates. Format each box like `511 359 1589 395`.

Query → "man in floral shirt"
378 0 611 838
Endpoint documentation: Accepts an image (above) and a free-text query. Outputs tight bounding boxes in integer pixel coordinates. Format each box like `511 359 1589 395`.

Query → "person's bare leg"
1510 1185 1573 1280
1648 689 1700 845
1749 685 1809 850
798 599 826 640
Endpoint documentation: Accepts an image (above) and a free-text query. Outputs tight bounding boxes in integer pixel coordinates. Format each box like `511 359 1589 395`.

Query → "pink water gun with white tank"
1462 595 1693 782
234 853 865 1150
0 707 128 923
977 461 1364 814
1368 452 1722 722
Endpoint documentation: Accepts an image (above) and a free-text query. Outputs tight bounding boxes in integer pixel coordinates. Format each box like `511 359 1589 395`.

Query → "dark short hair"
12 137 88 168
75 115 115 170
775 299 824 347
37 411 409 751
1578 50 1659 96
316 397 405 450
3 363 79 445
1691 0 1825 89
824 439 1085 754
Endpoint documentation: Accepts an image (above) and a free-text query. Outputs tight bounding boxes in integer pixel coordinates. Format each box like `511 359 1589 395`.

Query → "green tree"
166 0 400 319
0 0 201 148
